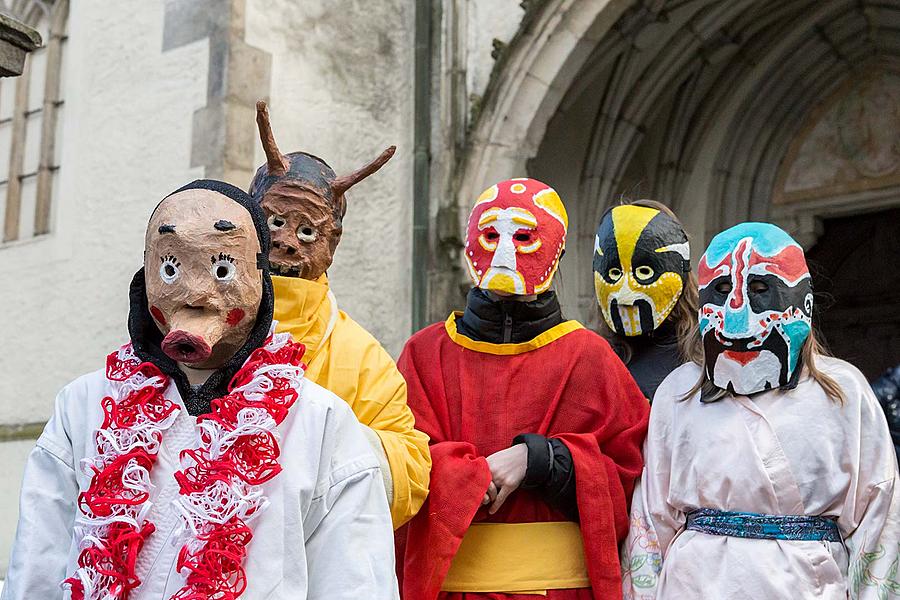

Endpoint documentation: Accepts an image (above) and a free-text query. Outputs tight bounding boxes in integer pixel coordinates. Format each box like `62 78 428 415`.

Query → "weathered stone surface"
0 11 40 77
0 40 27 77
0 0 209 425
165 0 271 181
245 0 416 355
0 11 41 49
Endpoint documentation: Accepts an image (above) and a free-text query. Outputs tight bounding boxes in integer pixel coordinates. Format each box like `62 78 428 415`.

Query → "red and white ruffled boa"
62 331 306 600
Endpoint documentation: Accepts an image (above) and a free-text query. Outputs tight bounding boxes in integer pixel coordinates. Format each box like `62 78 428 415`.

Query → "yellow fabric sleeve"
314 313 431 528
274 277 430 528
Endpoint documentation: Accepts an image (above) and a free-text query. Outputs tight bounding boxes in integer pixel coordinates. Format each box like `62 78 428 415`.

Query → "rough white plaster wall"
0 440 38 576
465 0 524 100
245 0 414 356
0 0 208 572
0 1 208 425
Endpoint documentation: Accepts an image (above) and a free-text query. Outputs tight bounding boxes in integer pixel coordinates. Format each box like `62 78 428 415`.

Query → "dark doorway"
806 207 900 381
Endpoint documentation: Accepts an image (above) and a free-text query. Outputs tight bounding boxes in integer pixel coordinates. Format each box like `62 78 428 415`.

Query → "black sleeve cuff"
513 433 552 489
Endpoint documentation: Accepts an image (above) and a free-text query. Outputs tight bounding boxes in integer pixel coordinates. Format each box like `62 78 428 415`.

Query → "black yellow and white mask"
593 205 690 336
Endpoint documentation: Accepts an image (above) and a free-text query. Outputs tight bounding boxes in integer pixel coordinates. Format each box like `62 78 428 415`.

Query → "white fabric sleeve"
2 389 78 600
622 383 684 600
842 377 900 599
361 424 394 508
303 407 399 600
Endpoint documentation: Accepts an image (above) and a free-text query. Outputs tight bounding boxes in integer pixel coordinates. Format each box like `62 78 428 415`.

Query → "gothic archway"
514 0 900 321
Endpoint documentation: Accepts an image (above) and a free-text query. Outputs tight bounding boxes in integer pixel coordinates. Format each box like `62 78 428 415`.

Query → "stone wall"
244 0 415 351
0 0 210 573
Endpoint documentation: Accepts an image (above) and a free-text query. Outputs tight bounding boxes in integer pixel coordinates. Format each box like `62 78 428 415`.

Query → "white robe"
622 356 900 600
1 367 399 600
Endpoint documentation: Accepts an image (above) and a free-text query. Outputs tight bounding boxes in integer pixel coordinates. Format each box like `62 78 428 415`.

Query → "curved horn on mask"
255 100 289 177
331 145 396 199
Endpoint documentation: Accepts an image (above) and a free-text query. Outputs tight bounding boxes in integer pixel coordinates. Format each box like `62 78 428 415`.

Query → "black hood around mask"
127 179 274 416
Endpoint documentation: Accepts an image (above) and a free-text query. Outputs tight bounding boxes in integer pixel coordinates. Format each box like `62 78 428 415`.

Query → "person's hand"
482 481 498 506
484 443 527 514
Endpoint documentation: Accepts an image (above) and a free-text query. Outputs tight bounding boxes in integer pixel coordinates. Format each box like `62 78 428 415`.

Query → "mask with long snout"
144 188 263 369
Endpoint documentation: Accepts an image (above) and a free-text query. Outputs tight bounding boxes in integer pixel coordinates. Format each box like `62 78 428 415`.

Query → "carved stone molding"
0 11 40 77
163 0 272 185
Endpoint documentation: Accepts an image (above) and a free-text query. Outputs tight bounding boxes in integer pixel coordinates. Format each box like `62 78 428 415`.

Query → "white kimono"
2 367 399 600
623 356 900 600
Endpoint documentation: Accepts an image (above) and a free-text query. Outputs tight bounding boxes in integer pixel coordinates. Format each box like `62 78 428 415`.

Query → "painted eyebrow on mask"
214 220 237 231
158 224 176 234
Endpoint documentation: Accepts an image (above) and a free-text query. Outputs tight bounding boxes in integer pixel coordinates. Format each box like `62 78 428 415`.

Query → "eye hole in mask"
267 214 286 230
608 266 623 282
634 265 655 282
297 225 317 243
211 253 237 282
160 255 181 285
749 280 769 294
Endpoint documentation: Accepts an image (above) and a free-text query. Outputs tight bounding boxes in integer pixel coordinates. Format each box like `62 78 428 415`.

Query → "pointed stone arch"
463 0 900 322
455 0 633 207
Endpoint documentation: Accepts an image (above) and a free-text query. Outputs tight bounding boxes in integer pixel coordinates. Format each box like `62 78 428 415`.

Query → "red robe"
397 317 650 600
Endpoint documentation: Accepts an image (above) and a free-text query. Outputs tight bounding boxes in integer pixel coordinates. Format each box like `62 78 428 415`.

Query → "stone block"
0 12 40 78
227 39 272 106
191 103 227 172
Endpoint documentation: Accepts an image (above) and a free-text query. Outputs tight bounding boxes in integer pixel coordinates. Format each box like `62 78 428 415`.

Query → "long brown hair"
681 320 847 404
596 199 703 365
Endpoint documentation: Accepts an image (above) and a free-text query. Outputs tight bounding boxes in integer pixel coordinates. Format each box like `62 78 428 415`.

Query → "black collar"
455 287 564 344
126 268 274 416
626 318 679 350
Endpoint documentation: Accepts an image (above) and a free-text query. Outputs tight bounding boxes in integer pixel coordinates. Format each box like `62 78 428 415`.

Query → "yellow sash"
441 522 590 595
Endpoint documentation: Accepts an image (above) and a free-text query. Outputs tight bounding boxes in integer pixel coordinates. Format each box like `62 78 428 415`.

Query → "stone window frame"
0 0 67 244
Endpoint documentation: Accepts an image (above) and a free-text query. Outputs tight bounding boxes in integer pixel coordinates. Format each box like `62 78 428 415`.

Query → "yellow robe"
272 274 431 528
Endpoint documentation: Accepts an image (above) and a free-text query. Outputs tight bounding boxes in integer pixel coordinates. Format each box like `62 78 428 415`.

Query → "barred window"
0 0 67 243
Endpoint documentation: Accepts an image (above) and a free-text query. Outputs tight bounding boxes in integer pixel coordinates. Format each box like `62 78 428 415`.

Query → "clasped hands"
481 443 527 515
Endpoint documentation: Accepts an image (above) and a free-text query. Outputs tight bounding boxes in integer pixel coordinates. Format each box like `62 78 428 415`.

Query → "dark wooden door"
806 207 900 380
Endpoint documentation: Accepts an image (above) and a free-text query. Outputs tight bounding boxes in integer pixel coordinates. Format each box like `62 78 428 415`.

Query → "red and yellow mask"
464 178 568 296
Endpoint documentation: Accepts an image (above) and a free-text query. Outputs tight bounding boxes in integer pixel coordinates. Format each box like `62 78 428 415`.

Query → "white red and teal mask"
698 223 813 396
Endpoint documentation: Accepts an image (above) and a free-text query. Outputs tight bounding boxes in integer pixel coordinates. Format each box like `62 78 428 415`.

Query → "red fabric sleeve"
401 441 492 600
554 434 634 600
397 329 493 600
553 336 650 600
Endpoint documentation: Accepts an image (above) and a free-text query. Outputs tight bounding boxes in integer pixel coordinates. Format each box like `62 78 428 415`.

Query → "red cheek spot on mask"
226 308 246 327
150 305 167 326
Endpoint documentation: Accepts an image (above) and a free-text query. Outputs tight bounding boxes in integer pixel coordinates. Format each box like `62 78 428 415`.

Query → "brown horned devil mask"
249 101 396 280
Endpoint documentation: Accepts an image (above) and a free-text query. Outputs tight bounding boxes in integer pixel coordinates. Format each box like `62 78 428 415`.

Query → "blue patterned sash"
686 508 841 542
